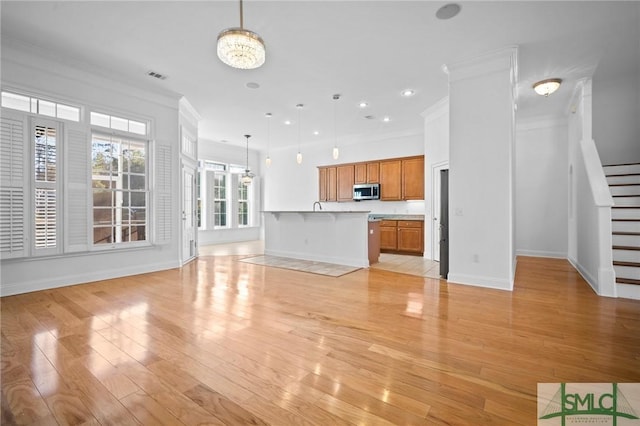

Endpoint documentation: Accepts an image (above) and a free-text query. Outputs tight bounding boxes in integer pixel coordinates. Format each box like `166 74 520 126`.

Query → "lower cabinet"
379 219 423 255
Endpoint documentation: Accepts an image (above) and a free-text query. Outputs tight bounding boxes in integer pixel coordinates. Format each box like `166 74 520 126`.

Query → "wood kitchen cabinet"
367 162 380 183
379 219 424 255
336 165 354 202
355 162 380 184
380 156 424 201
354 163 367 184
379 220 398 250
402 156 424 200
380 160 402 200
397 220 423 254
318 166 337 202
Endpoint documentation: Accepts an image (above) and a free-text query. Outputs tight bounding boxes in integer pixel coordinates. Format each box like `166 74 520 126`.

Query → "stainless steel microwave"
353 183 380 201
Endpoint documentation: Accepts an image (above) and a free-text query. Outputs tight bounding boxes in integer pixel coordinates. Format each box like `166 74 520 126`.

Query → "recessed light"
401 89 415 97
359 101 368 108
246 82 260 89
265 112 272 118
436 3 461 20
364 115 375 120
284 120 292 125
313 130 320 135
382 116 390 122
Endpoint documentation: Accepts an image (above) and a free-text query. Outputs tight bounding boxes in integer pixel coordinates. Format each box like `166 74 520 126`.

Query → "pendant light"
217 0 266 69
265 112 272 167
296 104 303 164
240 134 254 185
332 94 340 160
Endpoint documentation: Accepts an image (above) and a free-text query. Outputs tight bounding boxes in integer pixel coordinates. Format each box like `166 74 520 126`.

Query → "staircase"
604 163 640 289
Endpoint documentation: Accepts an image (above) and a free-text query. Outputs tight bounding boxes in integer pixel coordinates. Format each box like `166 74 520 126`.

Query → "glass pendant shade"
332 146 339 160
240 173 253 185
265 156 271 167
296 152 303 164
241 134 253 185
533 78 561 97
217 28 265 70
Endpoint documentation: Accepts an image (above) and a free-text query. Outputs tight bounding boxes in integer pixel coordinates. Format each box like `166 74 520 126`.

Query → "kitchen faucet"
313 201 323 212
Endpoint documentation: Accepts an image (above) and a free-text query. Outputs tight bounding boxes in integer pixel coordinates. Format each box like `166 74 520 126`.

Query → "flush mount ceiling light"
401 89 415 97
217 0 265 70
240 134 255 185
533 78 562 97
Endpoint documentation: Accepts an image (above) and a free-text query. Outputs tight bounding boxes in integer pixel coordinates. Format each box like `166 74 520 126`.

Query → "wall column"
445 46 518 290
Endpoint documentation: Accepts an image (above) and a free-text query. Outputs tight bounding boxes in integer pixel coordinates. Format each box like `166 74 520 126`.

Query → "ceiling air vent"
147 70 167 80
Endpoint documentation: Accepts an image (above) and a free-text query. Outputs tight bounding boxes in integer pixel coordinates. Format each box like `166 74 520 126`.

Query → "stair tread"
609 183 640 187
603 162 640 167
612 194 640 197
612 231 640 235
616 277 640 285
612 218 640 222
613 245 640 251
613 260 640 267
612 206 640 209
606 172 640 177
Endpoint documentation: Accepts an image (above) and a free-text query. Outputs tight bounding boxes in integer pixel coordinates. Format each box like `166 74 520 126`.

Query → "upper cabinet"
337 165 354 202
401 156 424 200
318 155 422 202
380 160 402 200
355 161 380 184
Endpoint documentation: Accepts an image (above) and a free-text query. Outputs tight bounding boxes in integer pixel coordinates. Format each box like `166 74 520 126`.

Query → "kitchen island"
263 211 372 268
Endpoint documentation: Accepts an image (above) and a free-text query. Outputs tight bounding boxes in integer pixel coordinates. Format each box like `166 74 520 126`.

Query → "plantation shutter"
155 144 172 244
0 113 27 259
64 124 89 252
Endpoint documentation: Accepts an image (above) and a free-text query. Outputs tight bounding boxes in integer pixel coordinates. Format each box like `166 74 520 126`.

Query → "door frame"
431 161 449 261
180 158 198 265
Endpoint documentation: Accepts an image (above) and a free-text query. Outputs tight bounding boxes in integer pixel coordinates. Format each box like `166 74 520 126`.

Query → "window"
34 124 59 250
91 133 147 245
1 91 80 122
90 112 147 136
213 172 227 227
238 183 248 226
198 160 256 230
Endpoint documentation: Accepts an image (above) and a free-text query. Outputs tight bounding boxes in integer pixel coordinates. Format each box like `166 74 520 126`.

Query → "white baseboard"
616 284 640 300
0 260 181 297
447 272 514 291
567 256 598 295
516 249 567 259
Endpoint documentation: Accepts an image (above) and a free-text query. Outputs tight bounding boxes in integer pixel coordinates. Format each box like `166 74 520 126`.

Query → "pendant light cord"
239 0 244 29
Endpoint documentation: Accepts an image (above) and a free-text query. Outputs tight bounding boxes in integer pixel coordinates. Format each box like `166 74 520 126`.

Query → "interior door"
439 169 449 278
181 164 197 265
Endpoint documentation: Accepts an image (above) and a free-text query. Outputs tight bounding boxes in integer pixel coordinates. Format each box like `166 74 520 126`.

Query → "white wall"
1 42 182 296
515 117 568 258
446 47 517 291
593 69 640 164
262 131 425 214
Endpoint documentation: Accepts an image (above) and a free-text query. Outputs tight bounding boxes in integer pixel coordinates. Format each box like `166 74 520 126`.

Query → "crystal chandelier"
240 134 255 185
217 0 265 70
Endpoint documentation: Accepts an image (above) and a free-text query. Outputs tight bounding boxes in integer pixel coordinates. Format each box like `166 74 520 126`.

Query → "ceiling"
1 1 638 153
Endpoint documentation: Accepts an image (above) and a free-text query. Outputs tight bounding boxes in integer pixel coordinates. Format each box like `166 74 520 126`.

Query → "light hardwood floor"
2 255 639 425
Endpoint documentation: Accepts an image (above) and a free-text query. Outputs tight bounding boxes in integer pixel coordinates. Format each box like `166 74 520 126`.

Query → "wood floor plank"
2 254 639 425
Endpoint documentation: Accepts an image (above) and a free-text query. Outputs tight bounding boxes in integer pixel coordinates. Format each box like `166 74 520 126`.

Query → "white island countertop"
262 210 372 268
